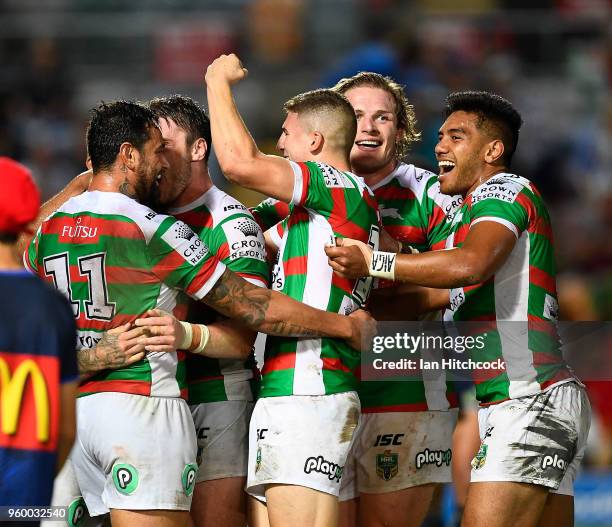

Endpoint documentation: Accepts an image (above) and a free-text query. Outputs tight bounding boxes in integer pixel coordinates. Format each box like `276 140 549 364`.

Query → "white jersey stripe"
293 211 335 395
494 233 540 398
472 216 519 238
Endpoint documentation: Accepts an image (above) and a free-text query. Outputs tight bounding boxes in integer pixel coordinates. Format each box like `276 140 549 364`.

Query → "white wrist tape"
179 321 193 350
192 324 210 355
369 251 397 280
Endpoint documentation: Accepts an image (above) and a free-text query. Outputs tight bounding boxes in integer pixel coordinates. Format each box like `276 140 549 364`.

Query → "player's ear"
191 138 208 162
118 142 139 172
310 131 324 154
484 139 504 165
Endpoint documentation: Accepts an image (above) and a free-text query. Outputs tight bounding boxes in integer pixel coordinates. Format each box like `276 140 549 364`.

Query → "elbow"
456 257 491 286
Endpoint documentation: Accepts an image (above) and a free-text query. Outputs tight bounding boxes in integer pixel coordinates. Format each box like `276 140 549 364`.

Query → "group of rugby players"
25 53 590 527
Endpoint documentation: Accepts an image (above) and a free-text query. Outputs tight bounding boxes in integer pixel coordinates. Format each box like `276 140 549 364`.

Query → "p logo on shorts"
112 463 139 495
67 497 87 527
182 463 198 496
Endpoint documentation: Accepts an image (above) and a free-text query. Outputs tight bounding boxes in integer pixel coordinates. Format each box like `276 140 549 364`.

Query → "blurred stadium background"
1 0 610 524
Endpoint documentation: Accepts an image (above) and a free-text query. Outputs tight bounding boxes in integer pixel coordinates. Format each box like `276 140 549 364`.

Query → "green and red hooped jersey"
361 163 463 413
169 186 269 404
259 161 380 398
443 173 573 405
25 191 226 399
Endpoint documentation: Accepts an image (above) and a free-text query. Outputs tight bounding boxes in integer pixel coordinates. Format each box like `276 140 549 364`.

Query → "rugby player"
205 54 380 527
148 94 267 527
333 73 461 527
326 91 591 527
250 73 463 527
26 100 374 527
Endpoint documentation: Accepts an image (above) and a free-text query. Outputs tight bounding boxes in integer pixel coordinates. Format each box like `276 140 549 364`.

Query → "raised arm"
205 54 295 202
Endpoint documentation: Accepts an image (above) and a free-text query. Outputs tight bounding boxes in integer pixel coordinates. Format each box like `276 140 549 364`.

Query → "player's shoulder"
471 173 533 206
304 161 366 191
56 190 171 242
386 162 437 197
205 186 252 226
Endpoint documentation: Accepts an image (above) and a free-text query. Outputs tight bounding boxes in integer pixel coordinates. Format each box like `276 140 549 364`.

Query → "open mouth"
355 140 382 151
438 160 456 175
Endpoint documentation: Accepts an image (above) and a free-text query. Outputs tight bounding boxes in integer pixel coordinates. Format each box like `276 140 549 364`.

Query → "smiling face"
276 111 314 162
157 117 193 206
435 111 493 197
344 86 399 178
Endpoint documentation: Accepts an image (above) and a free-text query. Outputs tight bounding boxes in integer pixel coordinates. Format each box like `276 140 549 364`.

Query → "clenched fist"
205 53 248 86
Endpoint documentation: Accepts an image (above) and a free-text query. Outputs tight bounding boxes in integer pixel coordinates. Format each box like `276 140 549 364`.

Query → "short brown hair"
283 89 357 155
333 72 421 160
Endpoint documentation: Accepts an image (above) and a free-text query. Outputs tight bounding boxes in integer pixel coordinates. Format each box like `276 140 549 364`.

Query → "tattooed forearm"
77 348 100 375
204 269 347 338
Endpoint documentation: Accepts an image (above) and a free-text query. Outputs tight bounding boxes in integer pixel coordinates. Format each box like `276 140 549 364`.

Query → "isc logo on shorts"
541 454 567 471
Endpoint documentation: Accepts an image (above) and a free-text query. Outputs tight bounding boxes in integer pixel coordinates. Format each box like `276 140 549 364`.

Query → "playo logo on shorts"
541 454 567 471
182 463 198 496
112 463 139 495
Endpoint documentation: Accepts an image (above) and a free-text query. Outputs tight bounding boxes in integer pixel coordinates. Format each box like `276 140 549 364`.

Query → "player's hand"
95 323 148 370
205 54 248 86
346 309 377 351
325 237 371 279
134 309 186 352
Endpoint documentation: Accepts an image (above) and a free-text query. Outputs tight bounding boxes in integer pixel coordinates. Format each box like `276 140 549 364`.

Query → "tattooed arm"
201 269 375 351
77 323 147 376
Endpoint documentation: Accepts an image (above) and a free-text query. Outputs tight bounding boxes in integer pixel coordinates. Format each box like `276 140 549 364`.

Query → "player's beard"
159 155 191 210
135 161 162 210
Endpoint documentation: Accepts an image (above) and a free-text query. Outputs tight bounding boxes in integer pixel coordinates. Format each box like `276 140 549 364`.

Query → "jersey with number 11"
25 191 226 399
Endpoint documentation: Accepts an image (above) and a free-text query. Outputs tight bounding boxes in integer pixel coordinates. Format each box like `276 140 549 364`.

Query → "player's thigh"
537 493 573 527
110 509 189 527
360 484 436 527
338 498 358 527
248 495 270 527
265 484 338 527
190 477 247 527
462 482 548 527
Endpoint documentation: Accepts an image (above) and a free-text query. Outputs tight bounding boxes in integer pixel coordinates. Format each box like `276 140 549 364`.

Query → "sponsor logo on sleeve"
161 221 209 266
543 294 559 321
471 180 523 205
317 163 355 188
222 217 266 262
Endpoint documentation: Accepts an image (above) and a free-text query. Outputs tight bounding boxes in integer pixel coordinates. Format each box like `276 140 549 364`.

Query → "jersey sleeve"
23 227 42 273
425 179 463 251
289 161 337 214
214 212 269 288
250 198 290 232
147 217 227 300
469 181 530 237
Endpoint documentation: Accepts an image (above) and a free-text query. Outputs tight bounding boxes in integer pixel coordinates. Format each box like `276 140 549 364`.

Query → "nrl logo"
376 450 399 481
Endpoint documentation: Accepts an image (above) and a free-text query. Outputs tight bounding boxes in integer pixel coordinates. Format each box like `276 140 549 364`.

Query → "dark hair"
444 91 523 166
148 95 212 162
333 71 421 160
86 101 158 172
0 232 18 244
